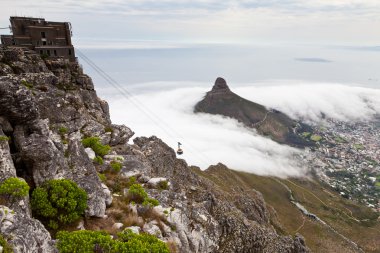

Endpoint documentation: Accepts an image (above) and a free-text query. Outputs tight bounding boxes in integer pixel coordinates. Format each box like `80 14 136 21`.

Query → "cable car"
177 142 183 155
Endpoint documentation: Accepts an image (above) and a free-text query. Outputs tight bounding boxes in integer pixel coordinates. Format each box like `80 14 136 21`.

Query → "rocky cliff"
0 47 309 252
194 77 313 147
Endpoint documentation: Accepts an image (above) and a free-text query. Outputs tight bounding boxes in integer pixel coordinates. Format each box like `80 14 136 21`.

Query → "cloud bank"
101 81 380 178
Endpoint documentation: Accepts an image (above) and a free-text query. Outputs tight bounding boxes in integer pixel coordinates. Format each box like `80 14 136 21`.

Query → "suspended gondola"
176 142 183 155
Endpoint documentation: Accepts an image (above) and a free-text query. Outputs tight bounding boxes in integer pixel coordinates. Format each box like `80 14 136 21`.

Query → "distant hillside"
195 164 380 253
194 77 313 147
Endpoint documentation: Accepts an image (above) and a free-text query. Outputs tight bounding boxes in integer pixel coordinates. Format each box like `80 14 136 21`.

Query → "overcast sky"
1 0 380 48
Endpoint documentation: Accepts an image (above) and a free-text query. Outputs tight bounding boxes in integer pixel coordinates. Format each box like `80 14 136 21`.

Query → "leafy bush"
0 177 29 198
110 161 122 172
158 180 169 190
310 135 322 142
21 80 33 89
0 234 13 253
0 136 10 142
142 198 159 207
81 137 110 157
56 230 169 253
98 173 106 182
58 127 68 135
128 184 148 203
127 184 159 207
31 179 87 230
93 156 104 165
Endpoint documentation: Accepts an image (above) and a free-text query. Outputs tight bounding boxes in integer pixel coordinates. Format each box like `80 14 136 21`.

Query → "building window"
40 50 43 54
47 50 50 56
68 49 72 55
43 41 47 45
54 50 57 56
41 32 46 38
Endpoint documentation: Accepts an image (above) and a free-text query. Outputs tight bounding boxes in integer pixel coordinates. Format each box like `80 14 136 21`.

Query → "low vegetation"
31 179 87 230
21 80 33 89
310 134 322 142
353 143 364 150
93 156 104 165
157 180 169 190
110 161 122 172
81 136 110 157
98 173 107 182
0 234 13 253
0 177 29 198
0 136 10 142
58 127 68 135
127 183 159 207
56 229 170 253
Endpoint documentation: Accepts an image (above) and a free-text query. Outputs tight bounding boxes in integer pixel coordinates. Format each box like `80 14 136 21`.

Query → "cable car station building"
0 16 76 61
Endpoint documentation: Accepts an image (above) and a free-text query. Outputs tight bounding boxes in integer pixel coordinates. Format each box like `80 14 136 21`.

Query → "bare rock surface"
0 205 56 253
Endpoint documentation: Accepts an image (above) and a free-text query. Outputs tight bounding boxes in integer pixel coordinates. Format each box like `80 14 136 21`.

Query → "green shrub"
58 127 68 135
0 177 29 198
21 80 33 89
81 137 110 157
31 179 87 229
0 136 10 142
128 184 148 203
56 229 169 253
142 198 159 207
93 156 104 165
0 234 13 253
158 180 169 190
310 135 322 142
110 161 122 172
127 184 159 207
98 173 106 182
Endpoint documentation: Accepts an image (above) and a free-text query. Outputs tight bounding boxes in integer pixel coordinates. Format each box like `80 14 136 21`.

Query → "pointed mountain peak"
211 77 230 93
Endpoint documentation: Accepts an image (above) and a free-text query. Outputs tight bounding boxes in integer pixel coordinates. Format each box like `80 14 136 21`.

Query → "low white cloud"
100 81 380 178
234 81 380 122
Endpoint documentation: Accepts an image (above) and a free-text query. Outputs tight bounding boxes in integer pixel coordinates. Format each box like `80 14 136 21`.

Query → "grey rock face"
0 128 31 216
0 48 132 218
0 205 56 253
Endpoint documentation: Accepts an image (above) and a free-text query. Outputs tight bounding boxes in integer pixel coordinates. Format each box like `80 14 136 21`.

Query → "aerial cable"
76 49 211 166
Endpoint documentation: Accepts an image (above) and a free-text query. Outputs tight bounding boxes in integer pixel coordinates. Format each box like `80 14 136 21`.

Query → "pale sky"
1 0 380 48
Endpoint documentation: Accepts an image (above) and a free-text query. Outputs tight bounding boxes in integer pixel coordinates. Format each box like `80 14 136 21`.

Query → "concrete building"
1 16 75 61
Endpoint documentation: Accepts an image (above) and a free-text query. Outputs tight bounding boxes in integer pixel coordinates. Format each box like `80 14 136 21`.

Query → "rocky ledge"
0 47 309 252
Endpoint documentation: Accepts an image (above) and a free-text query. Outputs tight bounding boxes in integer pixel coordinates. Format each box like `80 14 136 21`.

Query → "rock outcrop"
0 205 56 253
0 47 310 252
194 77 312 147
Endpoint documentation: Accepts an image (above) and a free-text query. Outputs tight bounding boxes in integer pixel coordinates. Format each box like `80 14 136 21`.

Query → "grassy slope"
195 167 380 253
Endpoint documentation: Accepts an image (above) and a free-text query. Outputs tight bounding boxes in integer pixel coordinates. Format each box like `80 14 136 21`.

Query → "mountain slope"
195 164 380 253
194 77 312 147
0 47 310 252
